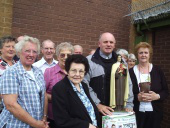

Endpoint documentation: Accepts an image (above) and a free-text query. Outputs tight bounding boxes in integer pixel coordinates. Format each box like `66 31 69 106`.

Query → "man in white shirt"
33 39 58 73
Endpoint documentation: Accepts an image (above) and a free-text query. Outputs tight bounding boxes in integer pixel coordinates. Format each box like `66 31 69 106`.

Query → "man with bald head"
84 32 133 118
84 32 117 116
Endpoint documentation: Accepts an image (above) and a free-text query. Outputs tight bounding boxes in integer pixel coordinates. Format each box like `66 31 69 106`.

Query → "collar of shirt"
53 64 66 74
41 57 58 66
69 79 83 93
0 56 16 66
99 50 112 59
17 60 42 77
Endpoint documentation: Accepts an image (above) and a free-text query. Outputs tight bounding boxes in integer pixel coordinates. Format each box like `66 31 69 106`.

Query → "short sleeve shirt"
0 61 46 128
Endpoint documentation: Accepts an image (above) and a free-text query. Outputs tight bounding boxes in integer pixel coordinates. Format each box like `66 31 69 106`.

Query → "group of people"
0 32 168 128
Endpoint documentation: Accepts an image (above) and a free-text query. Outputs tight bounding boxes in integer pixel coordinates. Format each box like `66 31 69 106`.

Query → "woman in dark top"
52 54 100 128
129 42 169 128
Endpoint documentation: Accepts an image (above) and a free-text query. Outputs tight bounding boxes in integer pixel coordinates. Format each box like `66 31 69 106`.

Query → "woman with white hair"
128 53 137 69
44 42 74 128
0 36 48 128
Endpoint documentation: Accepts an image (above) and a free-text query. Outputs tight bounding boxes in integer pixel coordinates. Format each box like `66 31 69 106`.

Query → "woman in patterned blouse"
0 36 48 128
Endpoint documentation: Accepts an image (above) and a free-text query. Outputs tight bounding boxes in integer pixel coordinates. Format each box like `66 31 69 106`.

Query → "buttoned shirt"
0 57 16 76
33 57 58 74
0 61 46 128
0 57 16 112
70 81 97 126
44 64 66 119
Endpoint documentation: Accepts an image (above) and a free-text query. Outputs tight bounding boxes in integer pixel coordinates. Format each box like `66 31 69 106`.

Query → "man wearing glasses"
33 39 58 73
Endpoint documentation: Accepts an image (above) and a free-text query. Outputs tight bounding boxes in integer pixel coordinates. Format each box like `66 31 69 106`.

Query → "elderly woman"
127 53 136 69
0 36 48 128
0 36 16 113
52 54 100 128
129 42 169 128
44 42 74 128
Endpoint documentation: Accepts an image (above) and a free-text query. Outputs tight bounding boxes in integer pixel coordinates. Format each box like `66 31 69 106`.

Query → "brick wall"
12 0 131 55
152 26 170 128
0 0 13 37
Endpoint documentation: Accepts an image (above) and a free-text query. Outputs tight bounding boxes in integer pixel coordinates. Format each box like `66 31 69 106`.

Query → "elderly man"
33 39 58 73
73 45 83 54
84 32 133 117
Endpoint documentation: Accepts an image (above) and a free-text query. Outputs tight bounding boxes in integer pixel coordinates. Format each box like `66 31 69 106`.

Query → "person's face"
1 41 16 59
111 125 115 128
58 49 72 68
67 62 85 86
98 33 116 55
19 42 38 70
128 59 136 69
41 41 55 61
74 47 83 55
138 47 150 64
117 55 122 62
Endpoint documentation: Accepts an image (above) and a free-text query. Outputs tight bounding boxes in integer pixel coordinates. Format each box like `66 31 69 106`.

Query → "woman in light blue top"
0 36 48 128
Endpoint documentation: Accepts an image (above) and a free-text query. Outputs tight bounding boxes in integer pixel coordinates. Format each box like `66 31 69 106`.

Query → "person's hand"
97 104 114 116
138 91 159 102
34 120 49 128
125 108 133 112
138 92 150 102
89 123 96 128
149 91 160 101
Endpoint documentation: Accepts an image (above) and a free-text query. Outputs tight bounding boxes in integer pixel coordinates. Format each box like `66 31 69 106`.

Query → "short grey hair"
41 39 55 48
128 53 137 61
116 49 129 57
56 42 74 57
15 36 40 56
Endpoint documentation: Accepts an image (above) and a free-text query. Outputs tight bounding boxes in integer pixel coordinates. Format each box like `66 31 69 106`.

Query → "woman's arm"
43 93 48 122
3 94 47 128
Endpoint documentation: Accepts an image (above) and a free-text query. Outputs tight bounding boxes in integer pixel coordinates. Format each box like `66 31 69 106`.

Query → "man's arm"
83 70 114 115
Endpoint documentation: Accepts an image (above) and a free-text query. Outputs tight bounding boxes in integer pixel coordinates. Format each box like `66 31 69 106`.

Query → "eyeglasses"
59 53 72 58
128 60 136 62
69 69 85 75
24 50 38 55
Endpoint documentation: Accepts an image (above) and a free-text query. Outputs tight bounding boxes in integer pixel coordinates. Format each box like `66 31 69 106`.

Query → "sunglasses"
59 53 72 58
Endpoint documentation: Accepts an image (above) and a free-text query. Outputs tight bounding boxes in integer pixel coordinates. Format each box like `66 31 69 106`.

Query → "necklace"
138 64 151 82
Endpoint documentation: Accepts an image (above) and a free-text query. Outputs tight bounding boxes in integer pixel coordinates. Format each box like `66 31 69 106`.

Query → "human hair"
116 49 129 57
128 53 137 61
0 36 16 49
56 42 74 57
135 42 153 61
73 45 83 50
98 32 115 42
65 54 89 75
41 39 55 48
15 36 40 56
